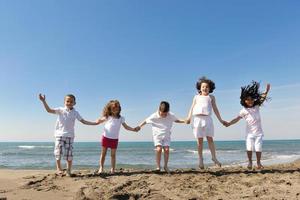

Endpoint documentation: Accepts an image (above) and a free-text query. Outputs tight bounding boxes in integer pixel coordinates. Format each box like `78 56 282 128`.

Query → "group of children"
39 77 270 176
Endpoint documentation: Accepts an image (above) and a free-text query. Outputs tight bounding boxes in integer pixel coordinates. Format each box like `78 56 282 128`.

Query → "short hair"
240 81 267 107
159 101 170 113
196 76 216 94
65 94 76 102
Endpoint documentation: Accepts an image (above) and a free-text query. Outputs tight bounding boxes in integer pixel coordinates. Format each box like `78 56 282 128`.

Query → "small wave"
152 148 176 152
18 145 53 149
18 146 35 149
186 149 211 154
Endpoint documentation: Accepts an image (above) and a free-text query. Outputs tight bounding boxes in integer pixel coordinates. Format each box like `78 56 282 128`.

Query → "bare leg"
66 160 72 176
256 151 263 169
55 160 63 174
155 146 162 170
247 151 253 169
98 147 107 173
207 136 221 167
163 146 170 173
197 138 204 169
110 149 117 173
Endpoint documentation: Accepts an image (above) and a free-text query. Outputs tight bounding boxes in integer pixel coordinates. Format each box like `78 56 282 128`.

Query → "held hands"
39 94 46 102
221 120 230 127
185 118 191 124
134 126 141 132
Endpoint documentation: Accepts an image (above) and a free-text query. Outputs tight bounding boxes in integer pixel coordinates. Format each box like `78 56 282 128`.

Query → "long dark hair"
240 81 268 107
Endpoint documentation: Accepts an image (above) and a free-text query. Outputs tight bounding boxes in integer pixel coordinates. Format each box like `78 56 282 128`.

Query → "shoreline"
1 160 299 200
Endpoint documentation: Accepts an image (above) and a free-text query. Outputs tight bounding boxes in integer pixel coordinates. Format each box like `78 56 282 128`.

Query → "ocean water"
0 140 299 170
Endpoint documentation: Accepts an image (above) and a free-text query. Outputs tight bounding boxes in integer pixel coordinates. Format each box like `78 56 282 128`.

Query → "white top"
54 107 83 138
239 105 264 136
103 116 125 139
192 95 213 116
146 112 178 138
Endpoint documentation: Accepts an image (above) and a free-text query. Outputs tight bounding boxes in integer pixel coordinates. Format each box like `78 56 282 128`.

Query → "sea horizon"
1 140 300 170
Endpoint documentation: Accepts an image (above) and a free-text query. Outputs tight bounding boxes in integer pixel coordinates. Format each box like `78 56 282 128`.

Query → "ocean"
0 140 299 170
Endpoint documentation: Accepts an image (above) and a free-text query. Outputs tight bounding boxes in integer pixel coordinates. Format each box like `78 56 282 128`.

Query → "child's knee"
163 147 170 153
206 136 214 142
156 146 162 152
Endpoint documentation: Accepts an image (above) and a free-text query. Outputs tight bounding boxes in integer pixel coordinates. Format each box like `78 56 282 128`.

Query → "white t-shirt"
239 105 264 136
54 107 83 138
146 112 178 138
103 116 125 139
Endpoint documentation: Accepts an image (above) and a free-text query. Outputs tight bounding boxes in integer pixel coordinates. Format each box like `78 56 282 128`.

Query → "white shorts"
192 115 214 138
246 134 263 152
153 135 171 147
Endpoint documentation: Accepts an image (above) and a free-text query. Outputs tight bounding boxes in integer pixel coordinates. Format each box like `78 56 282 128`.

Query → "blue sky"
0 0 299 141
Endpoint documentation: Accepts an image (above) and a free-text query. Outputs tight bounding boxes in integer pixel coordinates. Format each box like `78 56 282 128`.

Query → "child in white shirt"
39 94 99 176
95 100 138 174
225 82 270 170
186 77 226 169
138 101 187 173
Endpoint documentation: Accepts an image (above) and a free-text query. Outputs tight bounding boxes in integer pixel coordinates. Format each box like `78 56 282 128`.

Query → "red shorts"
101 135 119 149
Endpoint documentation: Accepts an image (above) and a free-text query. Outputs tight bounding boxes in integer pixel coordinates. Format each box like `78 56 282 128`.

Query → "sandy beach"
1 160 300 200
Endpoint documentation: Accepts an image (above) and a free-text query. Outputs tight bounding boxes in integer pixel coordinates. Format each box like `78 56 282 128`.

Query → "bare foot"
247 162 253 170
55 170 64 176
164 166 170 174
66 169 73 177
154 167 161 172
199 158 205 169
97 167 104 174
212 158 222 168
110 168 115 174
257 163 264 170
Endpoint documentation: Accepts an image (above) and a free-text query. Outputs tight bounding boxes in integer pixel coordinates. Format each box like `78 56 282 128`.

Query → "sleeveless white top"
192 95 213 116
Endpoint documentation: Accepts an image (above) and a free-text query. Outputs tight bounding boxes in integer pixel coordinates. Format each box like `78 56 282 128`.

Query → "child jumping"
96 100 138 174
137 101 187 173
39 94 99 176
186 77 226 169
225 82 270 170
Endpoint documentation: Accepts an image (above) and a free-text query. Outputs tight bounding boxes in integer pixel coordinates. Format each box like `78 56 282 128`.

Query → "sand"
1 161 300 200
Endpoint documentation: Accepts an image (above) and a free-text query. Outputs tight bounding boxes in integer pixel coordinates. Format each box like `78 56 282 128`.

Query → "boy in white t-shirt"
39 94 100 176
225 82 270 170
137 101 188 173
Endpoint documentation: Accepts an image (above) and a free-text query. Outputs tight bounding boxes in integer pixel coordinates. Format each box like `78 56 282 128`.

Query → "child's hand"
39 94 46 102
266 83 271 93
222 120 230 127
134 126 141 132
185 119 191 124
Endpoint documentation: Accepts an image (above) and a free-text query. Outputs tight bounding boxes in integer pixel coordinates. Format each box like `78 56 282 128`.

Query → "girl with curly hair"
186 77 226 169
96 100 139 174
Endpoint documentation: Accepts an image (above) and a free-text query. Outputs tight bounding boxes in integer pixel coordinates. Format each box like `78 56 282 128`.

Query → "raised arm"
186 96 196 124
80 117 106 126
211 95 226 125
39 94 56 114
260 83 271 105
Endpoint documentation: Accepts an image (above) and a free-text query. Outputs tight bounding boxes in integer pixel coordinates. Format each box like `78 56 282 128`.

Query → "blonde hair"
102 100 121 118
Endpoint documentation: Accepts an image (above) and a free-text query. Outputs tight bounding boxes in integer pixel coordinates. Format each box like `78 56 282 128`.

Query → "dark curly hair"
196 76 216 94
102 100 121 118
240 81 268 108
